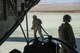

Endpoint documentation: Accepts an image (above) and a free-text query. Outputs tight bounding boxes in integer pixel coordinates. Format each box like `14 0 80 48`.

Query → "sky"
39 0 80 4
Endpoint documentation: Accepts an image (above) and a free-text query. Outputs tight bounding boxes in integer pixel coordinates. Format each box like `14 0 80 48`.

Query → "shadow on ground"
7 37 34 42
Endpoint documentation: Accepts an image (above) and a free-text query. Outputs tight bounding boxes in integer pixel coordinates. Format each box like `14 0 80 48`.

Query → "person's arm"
31 21 35 30
58 23 64 40
70 26 77 48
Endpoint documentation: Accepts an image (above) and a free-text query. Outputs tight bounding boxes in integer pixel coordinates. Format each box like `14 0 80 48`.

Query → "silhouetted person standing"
31 15 44 40
58 14 77 53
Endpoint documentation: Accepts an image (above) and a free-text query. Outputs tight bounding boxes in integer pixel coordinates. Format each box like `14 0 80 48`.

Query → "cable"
8 0 28 43
41 25 49 36
8 0 39 43
26 14 29 42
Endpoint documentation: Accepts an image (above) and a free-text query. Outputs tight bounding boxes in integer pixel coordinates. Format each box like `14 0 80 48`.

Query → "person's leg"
34 27 37 38
67 46 75 53
38 27 44 40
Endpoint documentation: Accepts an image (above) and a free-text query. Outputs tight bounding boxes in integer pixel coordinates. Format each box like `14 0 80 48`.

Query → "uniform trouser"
33 26 44 39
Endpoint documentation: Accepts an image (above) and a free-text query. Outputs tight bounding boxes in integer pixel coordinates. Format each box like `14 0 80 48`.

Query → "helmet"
33 15 37 19
63 14 71 22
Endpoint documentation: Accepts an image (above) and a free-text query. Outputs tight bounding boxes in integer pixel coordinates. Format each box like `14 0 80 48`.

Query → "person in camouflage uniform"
58 14 77 53
31 15 44 40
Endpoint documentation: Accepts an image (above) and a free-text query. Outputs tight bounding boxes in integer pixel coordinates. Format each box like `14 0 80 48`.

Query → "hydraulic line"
41 25 49 36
